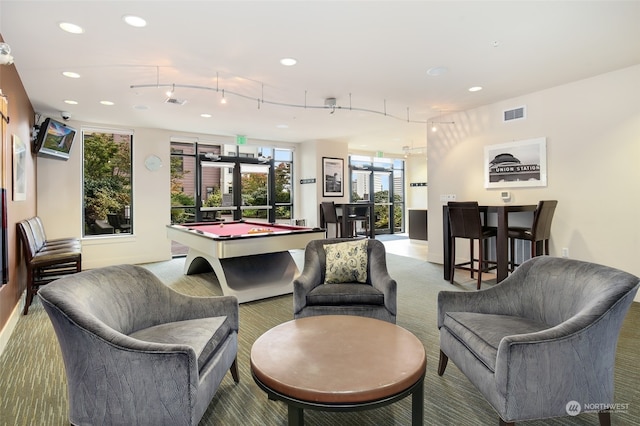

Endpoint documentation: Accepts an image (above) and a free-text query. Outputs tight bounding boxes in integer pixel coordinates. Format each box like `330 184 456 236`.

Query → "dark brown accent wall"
0 33 37 331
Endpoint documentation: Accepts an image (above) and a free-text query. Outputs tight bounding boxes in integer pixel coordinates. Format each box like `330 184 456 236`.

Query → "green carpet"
0 253 638 425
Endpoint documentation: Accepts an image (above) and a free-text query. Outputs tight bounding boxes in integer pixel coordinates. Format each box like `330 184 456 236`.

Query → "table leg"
368 204 375 238
442 206 451 281
412 378 424 426
288 405 304 426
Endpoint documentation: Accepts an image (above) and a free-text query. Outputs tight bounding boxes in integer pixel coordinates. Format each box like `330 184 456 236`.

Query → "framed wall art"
484 137 547 188
13 134 27 201
322 157 344 197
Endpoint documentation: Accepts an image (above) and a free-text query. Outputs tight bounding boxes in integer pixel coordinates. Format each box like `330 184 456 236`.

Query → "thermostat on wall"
501 191 511 201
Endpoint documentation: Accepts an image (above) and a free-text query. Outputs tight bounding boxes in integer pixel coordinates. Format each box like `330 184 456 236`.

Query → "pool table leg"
288 405 304 425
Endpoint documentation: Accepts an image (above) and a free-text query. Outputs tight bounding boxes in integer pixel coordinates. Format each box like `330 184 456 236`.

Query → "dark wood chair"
17 219 81 314
320 202 344 237
447 201 497 290
351 203 370 237
508 200 558 270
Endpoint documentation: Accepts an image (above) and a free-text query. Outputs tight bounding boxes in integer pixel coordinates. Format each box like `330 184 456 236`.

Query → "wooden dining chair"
447 201 497 290
508 200 558 270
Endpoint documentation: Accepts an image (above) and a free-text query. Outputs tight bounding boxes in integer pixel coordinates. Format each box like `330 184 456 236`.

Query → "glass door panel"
351 170 372 201
200 161 236 222
373 171 392 234
240 163 271 222
170 142 197 225
392 169 405 233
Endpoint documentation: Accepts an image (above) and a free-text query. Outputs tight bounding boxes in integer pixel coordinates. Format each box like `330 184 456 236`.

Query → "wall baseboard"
0 294 23 357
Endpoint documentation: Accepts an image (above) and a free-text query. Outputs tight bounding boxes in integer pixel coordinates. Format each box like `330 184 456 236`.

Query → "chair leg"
437 350 448 376
598 411 611 426
477 241 483 290
449 238 456 284
509 237 515 272
531 238 536 258
469 239 475 279
23 268 35 315
230 358 239 383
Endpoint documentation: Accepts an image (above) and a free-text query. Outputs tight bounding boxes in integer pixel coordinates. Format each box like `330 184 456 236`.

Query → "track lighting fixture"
429 120 455 132
131 79 433 125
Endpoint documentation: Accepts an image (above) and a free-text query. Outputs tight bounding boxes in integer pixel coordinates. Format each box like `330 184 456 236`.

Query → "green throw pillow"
323 239 368 284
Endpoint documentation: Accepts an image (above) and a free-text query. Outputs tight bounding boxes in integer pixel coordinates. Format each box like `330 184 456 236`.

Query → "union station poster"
484 137 547 188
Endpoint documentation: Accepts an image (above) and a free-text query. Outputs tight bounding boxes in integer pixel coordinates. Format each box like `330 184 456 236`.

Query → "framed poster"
484 137 547 188
322 157 344 197
13 134 27 201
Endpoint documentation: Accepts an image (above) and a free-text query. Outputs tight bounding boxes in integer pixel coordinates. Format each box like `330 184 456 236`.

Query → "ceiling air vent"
503 106 526 122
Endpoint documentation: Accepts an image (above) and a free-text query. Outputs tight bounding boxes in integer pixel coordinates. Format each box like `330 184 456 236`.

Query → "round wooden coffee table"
250 315 426 425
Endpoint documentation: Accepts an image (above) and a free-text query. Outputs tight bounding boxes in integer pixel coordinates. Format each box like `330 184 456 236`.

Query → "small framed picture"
322 157 344 197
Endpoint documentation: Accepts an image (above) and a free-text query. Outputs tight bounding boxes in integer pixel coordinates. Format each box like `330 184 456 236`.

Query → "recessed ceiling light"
427 66 448 76
280 58 297 66
123 15 147 28
62 71 80 79
100 100 115 106
64 100 78 105
200 113 212 118
468 86 483 92
59 22 84 34
133 105 149 111
276 124 289 129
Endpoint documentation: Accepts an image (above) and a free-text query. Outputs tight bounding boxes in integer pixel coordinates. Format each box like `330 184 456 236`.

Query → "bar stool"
508 200 558 270
320 202 344 238
351 203 370 237
447 201 497 290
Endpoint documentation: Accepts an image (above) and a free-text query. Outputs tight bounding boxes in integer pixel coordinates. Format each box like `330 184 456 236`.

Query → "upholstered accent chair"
38 264 239 426
437 256 639 426
293 238 397 323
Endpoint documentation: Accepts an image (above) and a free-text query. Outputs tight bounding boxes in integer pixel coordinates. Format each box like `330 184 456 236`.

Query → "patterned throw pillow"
323 239 368 284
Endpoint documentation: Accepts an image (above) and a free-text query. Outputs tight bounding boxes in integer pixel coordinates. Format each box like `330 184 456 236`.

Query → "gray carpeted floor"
0 253 638 425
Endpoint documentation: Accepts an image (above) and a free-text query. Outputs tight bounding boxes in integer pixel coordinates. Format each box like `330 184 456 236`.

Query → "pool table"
166 220 326 303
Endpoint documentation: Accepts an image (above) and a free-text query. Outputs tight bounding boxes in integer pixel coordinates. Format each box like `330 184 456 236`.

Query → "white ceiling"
1 1 639 155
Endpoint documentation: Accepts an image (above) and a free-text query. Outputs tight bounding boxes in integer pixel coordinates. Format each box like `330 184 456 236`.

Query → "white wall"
427 65 640 298
295 139 350 228
37 125 174 269
36 126 296 269
405 155 428 209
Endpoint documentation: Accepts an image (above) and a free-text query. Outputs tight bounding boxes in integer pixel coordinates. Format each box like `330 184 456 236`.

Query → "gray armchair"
293 238 397 323
437 256 639 426
38 264 239 426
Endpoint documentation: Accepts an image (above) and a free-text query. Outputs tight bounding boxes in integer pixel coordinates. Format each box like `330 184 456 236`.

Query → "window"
272 148 293 222
349 155 405 234
83 129 133 236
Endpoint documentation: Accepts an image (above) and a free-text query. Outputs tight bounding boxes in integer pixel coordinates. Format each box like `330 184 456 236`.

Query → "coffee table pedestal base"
254 373 424 426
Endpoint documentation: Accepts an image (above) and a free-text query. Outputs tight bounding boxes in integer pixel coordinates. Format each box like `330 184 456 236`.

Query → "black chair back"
531 200 558 241
321 202 339 224
447 201 483 239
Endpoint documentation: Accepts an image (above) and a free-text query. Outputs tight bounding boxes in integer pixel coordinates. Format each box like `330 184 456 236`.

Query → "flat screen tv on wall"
33 117 77 160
